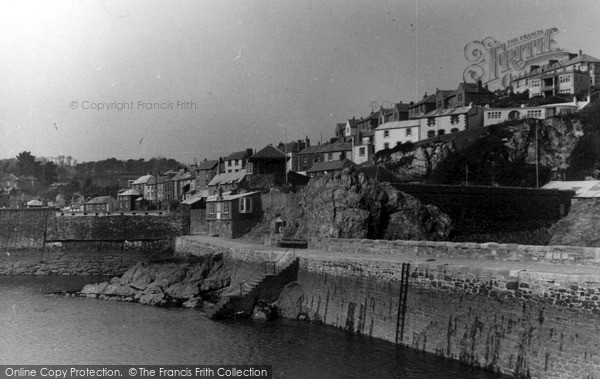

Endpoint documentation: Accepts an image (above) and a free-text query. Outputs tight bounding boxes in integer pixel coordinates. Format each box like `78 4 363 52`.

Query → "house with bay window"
205 191 262 238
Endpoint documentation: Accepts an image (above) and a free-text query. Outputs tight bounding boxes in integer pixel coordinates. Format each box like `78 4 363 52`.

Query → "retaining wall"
175 237 600 378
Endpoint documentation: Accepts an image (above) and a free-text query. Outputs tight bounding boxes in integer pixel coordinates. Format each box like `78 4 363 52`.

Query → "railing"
237 248 296 296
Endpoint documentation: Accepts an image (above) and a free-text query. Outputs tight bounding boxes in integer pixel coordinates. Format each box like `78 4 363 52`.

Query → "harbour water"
0 276 508 378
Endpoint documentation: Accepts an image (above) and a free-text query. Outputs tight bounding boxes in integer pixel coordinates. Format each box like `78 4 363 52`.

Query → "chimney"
305 136 310 147
579 49 583 58
423 92 428 99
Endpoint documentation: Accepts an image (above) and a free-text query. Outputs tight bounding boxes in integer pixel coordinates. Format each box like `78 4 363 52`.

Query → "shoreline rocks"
78 255 232 308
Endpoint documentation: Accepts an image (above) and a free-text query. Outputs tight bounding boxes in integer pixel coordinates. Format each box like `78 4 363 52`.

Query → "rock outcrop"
375 116 585 186
375 140 456 181
289 169 452 240
548 199 600 247
80 255 231 307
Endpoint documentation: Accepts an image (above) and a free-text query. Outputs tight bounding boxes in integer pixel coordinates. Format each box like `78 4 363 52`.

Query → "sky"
0 0 599 164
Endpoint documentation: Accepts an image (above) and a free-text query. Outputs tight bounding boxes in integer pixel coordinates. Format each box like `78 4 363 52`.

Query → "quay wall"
0 240 174 276
0 208 189 250
175 237 600 378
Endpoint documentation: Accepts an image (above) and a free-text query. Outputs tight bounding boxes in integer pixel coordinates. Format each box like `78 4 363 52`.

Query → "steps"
209 257 299 320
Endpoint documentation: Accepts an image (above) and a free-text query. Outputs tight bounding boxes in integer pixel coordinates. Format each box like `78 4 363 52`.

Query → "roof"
131 174 154 185
196 160 219 171
298 141 352 155
542 181 600 198
394 103 410 112
306 159 357 173
85 196 117 204
206 190 261 203
224 150 250 161
181 189 210 204
118 189 141 196
423 105 475 118
347 118 359 127
436 90 455 98
458 82 493 94
208 170 247 186
250 144 287 160
357 111 380 124
375 120 420 131
410 94 437 108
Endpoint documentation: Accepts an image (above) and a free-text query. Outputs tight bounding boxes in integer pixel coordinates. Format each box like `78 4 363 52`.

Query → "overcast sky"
1 0 598 164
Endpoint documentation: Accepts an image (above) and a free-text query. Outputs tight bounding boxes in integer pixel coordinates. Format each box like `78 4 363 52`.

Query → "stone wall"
175 237 600 378
310 238 600 266
296 257 600 378
46 212 189 241
0 208 54 249
393 184 573 245
0 240 174 275
0 208 188 249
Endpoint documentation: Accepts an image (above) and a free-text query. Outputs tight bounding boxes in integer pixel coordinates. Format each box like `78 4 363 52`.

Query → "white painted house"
373 120 420 153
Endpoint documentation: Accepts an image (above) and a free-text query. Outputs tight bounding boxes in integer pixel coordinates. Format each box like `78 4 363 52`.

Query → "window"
359 147 365 156
560 75 571 84
450 128 460 133
450 115 459 124
405 128 412 136
427 130 436 138
437 129 446 136
383 130 390 138
383 143 389 149
527 110 542 118
222 202 231 217
207 203 215 217
457 93 463 102
328 153 333 160
227 160 232 167
427 117 436 127
239 197 253 213
488 111 502 119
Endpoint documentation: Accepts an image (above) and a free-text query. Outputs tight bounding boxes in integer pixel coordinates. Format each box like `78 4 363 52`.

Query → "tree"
15 151 41 178
43 161 58 185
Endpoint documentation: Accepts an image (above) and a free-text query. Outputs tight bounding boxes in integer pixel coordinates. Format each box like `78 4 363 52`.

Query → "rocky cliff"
286 169 452 241
548 198 600 247
375 113 587 187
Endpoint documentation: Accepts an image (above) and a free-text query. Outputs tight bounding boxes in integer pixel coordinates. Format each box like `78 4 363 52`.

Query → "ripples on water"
0 276 508 378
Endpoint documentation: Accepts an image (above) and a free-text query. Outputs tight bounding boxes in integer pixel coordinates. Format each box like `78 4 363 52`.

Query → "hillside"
374 103 600 187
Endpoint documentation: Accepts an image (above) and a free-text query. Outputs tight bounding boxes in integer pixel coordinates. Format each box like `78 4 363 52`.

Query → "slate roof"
306 159 357 173
85 196 117 204
423 105 475 118
208 170 248 186
298 141 352 155
224 150 250 161
131 174 154 185
458 82 493 94
250 145 287 160
206 191 261 203
118 189 141 196
375 120 420 131
181 189 210 204
196 160 219 171
409 94 437 108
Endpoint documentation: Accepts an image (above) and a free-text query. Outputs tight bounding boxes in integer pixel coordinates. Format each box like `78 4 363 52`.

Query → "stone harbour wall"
0 240 174 275
295 256 600 378
174 237 600 378
310 238 600 266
